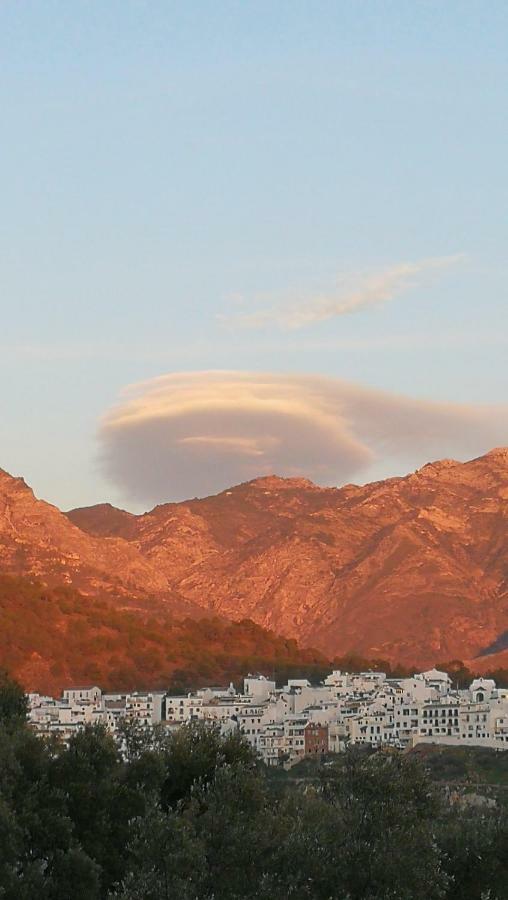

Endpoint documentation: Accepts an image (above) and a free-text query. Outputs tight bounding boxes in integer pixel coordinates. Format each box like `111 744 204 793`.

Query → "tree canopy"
1 680 507 899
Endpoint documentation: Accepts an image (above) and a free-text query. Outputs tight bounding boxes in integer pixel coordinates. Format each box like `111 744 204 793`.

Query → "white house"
62 685 102 705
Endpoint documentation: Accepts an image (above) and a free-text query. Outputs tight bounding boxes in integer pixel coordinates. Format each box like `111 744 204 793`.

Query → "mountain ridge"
1 450 507 668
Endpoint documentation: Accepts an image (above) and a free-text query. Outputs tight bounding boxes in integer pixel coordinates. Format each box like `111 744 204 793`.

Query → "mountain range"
1 448 508 680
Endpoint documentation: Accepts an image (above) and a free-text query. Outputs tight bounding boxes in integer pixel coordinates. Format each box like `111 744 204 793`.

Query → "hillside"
0 576 328 695
1 449 507 668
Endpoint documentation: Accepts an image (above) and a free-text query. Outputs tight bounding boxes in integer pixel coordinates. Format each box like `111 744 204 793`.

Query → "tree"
116 718 170 762
49 724 140 893
111 802 205 900
0 720 100 899
317 749 448 899
264 748 450 900
436 804 508 900
113 725 266 899
190 764 283 900
159 721 257 809
0 670 28 727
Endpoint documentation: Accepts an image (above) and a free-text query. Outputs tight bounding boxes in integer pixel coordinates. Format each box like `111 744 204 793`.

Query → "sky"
1 2 507 511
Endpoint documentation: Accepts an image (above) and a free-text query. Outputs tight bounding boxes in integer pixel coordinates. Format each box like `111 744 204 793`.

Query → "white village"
28 667 508 766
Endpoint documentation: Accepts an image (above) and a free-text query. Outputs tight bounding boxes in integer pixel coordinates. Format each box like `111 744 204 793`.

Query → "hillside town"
28 668 508 766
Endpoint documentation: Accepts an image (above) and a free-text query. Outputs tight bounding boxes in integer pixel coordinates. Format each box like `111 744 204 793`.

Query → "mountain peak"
479 446 508 461
66 502 136 539
241 474 319 491
0 467 34 497
416 458 459 474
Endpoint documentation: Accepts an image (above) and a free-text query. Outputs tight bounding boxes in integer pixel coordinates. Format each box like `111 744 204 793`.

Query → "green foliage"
159 720 258 808
0 722 100 898
436 805 508 900
317 750 447 899
1 703 508 900
49 725 144 893
111 802 206 900
116 718 170 763
416 745 508 787
0 670 28 727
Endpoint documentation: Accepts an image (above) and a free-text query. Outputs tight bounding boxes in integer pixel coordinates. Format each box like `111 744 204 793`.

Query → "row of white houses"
27 668 508 766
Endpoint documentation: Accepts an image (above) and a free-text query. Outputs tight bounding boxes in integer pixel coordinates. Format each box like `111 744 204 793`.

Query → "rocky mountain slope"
1 450 507 668
0 468 197 615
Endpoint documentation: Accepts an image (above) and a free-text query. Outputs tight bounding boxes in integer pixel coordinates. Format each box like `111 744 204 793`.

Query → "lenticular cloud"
98 371 508 505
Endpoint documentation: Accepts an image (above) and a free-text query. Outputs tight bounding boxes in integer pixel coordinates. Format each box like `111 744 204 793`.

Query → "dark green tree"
111 802 205 900
191 764 284 899
436 804 508 899
0 670 28 727
159 721 257 809
49 724 142 893
0 721 100 898
259 750 452 899
317 749 448 899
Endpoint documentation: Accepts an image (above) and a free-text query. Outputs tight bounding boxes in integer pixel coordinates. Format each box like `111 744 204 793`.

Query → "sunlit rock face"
1 450 508 669
52 450 508 667
0 467 169 596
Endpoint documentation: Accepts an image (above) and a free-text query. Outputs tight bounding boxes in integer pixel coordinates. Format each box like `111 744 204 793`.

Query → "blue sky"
1 2 507 510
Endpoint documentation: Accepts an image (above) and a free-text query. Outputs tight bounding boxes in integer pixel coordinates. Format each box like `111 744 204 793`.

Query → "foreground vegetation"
1 674 507 899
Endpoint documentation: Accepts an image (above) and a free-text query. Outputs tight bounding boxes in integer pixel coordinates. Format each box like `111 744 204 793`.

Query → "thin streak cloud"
222 255 464 330
98 370 507 506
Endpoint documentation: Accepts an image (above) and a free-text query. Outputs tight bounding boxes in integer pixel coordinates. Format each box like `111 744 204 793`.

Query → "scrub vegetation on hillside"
1 576 506 696
0 576 329 694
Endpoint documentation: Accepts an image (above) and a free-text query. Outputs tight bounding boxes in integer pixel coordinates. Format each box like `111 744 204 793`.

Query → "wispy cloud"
221 254 464 330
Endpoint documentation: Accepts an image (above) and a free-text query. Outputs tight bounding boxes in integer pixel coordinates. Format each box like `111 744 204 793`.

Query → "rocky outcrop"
0 468 168 596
